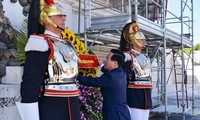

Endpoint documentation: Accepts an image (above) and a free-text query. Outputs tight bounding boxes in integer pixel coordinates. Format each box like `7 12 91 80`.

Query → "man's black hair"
110 49 125 67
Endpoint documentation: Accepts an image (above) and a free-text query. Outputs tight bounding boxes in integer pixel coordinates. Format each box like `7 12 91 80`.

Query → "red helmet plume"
45 0 55 5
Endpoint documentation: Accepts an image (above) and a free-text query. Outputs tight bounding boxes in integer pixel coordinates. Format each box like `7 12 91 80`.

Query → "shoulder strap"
124 51 134 68
35 34 54 61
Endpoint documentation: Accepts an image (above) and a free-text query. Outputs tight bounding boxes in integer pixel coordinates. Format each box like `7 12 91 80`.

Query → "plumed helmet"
123 22 146 48
40 0 66 28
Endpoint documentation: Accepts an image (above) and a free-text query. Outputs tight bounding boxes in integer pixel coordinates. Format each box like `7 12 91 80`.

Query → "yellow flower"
78 68 87 76
82 50 88 55
79 42 85 53
90 68 98 76
74 44 80 53
85 68 91 73
86 73 96 77
61 29 76 43
69 33 76 43
61 29 68 39
74 37 81 46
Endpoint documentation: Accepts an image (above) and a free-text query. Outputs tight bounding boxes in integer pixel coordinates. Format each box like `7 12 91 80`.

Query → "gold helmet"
40 0 66 28
123 22 146 48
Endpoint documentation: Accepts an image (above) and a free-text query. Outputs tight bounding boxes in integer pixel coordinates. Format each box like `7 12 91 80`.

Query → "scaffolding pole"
181 0 186 119
78 0 81 33
134 0 138 21
84 0 87 49
191 0 195 116
162 0 168 119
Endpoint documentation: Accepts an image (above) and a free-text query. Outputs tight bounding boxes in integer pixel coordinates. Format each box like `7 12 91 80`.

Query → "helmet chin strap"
56 25 64 31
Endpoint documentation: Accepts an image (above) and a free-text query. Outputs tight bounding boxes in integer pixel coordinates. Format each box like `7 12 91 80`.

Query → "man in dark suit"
77 49 131 120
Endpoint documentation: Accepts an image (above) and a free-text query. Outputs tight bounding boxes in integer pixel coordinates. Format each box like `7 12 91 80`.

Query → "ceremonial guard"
16 0 80 120
120 22 152 120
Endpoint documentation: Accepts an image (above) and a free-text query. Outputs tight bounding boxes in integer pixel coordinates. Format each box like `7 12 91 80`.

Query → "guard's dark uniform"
21 30 80 120
77 67 131 120
16 0 80 120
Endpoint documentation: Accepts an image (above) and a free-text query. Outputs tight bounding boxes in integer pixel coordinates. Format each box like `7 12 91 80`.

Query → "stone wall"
0 0 16 49
0 0 18 82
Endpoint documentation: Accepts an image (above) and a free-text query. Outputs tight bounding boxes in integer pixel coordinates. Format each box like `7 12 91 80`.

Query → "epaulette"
25 34 54 61
25 35 49 52
124 52 134 68
124 52 133 62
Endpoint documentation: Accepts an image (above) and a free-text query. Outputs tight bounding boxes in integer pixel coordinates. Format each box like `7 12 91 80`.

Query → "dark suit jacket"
77 67 131 120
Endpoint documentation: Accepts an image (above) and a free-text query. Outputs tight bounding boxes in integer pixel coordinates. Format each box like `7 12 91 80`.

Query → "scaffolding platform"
87 14 192 47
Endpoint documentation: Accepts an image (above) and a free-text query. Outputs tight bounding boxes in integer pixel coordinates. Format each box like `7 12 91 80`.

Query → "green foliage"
15 19 28 65
194 44 200 51
177 48 191 55
176 44 200 55
183 48 192 55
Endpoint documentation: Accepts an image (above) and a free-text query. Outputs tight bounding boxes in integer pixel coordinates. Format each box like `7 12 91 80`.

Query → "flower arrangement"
61 29 103 120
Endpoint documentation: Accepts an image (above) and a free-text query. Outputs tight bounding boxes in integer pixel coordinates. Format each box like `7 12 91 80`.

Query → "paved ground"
149 84 200 120
150 113 200 120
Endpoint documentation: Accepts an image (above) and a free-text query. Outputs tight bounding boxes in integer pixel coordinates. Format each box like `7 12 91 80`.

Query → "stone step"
1 66 23 84
0 84 21 120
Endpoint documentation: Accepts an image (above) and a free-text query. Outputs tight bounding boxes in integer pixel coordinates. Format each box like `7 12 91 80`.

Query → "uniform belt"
40 84 80 97
134 78 151 81
129 81 151 84
128 80 152 89
45 81 76 85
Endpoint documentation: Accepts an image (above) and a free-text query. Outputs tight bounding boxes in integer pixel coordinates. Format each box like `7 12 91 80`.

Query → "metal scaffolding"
78 0 194 119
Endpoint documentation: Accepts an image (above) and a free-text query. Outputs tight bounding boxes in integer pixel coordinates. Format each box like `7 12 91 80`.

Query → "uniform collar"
131 49 141 56
44 30 61 38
